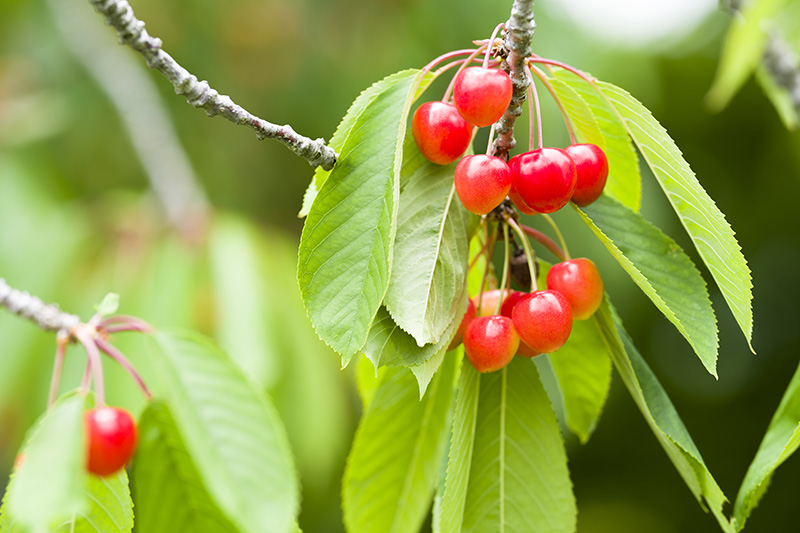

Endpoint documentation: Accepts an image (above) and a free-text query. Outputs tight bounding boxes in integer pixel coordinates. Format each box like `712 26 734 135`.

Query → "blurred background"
1 0 799 531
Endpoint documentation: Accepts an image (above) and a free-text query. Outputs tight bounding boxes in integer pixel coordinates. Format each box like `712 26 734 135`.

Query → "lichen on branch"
87 0 338 170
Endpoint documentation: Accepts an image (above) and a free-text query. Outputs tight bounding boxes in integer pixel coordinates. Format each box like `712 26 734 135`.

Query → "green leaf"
149 330 298 533
299 72 434 218
342 353 458 533
55 472 133 533
1 393 89 532
439 359 576 533
707 0 787 111
298 69 426 363
208 214 283 389
732 359 800 531
598 81 754 351
577 195 719 376
549 317 612 444
551 71 641 212
593 302 733 533
755 65 799 130
384 135 477 346
133 400 238 532
355 354 388 412
94 293 120 318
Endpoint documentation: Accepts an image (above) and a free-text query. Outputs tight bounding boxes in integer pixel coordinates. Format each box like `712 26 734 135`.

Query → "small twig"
519 224 565 261
96 337 152 398
0 278 79 334
47 333 69 408
86 0 338 170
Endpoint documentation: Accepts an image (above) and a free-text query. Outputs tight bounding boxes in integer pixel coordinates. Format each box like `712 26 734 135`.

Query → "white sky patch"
551 0 718 47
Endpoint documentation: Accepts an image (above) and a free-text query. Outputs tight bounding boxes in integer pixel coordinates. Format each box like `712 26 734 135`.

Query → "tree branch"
0 279 80 334
86 0 338 170
491 0 536 159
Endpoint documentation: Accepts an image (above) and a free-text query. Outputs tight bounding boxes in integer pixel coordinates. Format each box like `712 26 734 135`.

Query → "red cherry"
565 144 608 207
508 185 538 215
412 101 472 165
546 258 604 320
509 148 577 213
464 315 519 373
476 289 511 317
511 290 573 353
454 155 512 215
452 67 513 127
448 298 477 350
85 406 138 477
499 291 542 358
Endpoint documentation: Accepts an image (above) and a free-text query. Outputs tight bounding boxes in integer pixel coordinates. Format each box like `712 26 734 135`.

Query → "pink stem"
528 57 597 86
103 324 152 334
442 46 487 103
423 49 485 74
483 23 505 68
95 337 152 399
530 65 577 145
520 224 566 261
47 334 68 408
99 315 153 333
524 65 543 150
75 329 105 406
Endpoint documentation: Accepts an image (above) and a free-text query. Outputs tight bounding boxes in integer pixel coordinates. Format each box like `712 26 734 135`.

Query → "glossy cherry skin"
508 185 538 215
453 67 513 127
85 407 138 477
565 144 608 207
500 291 542 357
509 148 577 213
546 258 604 320
412 101 472 165
455 155 512 215
476 289 511 317
464 315 519 373
511 290 573 353
448 298 477 350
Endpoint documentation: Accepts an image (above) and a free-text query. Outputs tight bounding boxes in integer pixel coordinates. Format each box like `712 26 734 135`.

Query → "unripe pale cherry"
476 289 511 317
511 290 573 353
412 101 472 165
565 143 609 207
448 298 477 350
85 406 138 477
546 258 604 320
500 291 541 357
509 148 577 213
464 315 519 373
454 155 512 215
452 67 513 127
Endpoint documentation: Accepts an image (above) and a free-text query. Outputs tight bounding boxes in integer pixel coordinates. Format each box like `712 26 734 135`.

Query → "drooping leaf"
707 0 787 111
1 394 88 532
439 359 576 533
577 195 719 376
755 66 799 130
342 353 458 533
732 359 800 531
384 135 477 346
593 302 733 533
355 354 388 412
551 70 641 212
549 316 613 444
133 400 238 532
55 471 133 533
149 330 298 533
298 69 426 363
598 81 754 351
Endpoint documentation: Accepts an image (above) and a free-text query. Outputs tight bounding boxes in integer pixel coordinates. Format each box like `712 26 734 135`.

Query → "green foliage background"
1 0 799 531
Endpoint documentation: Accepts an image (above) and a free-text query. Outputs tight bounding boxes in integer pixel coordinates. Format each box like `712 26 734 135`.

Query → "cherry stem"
75 327 105 406
422 49 486 74
495 223 511 315
540 214 571 260
519 224 566 261
482 23 505 69
47 333 69 409
529 64 577 145
476 223 497 315
80 360 92 392
442 46 487 103
507 218 538 291
485 122 498 156
524 65 543 151
95 337 152 399
99 315 153 333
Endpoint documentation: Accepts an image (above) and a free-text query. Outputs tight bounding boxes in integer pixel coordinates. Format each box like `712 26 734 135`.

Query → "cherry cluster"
450 257 604 373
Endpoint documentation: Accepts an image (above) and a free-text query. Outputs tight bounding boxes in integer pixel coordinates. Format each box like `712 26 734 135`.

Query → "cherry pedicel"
454 155 512 215
464 315 519 373
412 101 472 165
85 406 138 477
511 290 573 353
565 143 608 207
509 148 577 214
452 67 513 127
448 298 477 350
546 258 604 320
